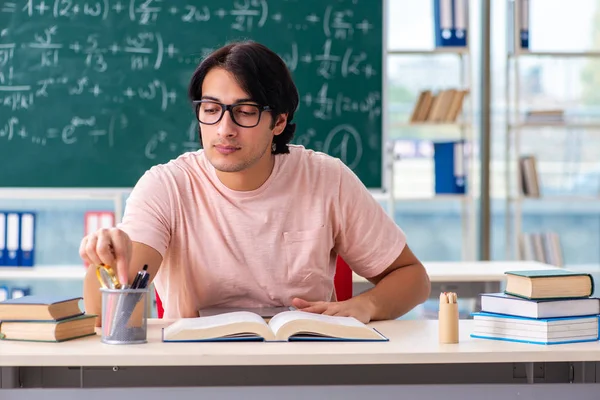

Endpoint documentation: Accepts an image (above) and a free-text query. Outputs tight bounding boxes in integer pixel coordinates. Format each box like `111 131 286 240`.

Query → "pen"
131 265 148 289
110 265 150 337
138 272 150 289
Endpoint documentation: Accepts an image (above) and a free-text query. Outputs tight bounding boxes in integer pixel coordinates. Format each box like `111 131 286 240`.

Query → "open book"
162 311 388 342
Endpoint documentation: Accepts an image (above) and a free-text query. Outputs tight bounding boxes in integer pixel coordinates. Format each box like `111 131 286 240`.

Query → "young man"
81 41 430 325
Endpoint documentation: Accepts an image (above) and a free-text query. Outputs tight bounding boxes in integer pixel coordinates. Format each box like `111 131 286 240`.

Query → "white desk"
2 318 599 368
1 319 600 389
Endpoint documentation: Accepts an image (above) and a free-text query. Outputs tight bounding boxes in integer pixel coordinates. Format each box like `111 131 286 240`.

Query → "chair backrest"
155 256 353 318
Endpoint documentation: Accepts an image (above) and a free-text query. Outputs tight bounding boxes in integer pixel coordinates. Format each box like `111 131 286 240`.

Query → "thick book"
481 293 600 319
504 269 594 300
0 314 96 342
0 295 84 321
162 311 388 342
470 312 599 345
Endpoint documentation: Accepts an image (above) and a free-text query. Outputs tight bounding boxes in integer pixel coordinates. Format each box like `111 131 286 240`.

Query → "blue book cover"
433 140 466 194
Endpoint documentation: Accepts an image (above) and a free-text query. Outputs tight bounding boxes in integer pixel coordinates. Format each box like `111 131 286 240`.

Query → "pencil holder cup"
101 287 149 345
438 302 459 344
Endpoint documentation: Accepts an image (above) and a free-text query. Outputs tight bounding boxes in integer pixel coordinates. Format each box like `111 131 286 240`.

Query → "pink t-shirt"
119 145 406 318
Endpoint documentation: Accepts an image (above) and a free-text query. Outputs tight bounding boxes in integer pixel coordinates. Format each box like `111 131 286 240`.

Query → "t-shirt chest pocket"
282 226 332 286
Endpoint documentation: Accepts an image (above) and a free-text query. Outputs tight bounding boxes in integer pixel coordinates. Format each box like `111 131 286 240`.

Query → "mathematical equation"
0 75 177 112
295 124 363 169
0 27 174 71
0 114 199 158
2 0 373 37
302 83 381 122
0 0 380 170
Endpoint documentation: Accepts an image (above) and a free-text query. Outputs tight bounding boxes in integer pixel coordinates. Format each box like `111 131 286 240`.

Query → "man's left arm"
292 244 430 323
358 244 430 321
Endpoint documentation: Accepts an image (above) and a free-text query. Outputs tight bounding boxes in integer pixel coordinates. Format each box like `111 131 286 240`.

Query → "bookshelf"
387 46 477 260
503 0 600 265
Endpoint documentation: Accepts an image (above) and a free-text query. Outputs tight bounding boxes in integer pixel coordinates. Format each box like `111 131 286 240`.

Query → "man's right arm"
81 229 163 327
81 167 173 326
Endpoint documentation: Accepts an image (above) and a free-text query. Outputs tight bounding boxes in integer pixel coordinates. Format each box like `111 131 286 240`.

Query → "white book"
480 293 600 319
471 312 599 345
162 311 388 342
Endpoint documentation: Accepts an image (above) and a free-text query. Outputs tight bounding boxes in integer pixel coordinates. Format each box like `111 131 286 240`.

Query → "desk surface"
354 261 561 283
2 318 600 367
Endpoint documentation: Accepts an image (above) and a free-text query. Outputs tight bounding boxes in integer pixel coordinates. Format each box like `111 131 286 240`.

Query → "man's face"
199 67 278 173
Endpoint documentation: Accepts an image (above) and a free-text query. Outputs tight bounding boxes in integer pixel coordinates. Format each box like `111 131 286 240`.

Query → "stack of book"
471 269 599 345
409 89 468 123
0 295 96 342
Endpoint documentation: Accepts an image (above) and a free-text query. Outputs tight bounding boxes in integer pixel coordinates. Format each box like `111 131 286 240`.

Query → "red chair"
155 256 353 318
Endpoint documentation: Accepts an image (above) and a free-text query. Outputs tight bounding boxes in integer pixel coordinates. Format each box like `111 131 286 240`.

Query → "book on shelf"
0 314 96 342
524 109 565 123
480 292 599 319
162 311 388 342
409 89 468 124
470 312 598 345
518 155 540 197
504 269 594 300
519 231 563 267
0 295 84 321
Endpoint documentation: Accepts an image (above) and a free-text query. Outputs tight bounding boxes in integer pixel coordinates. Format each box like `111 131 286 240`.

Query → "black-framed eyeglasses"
193 100 272 128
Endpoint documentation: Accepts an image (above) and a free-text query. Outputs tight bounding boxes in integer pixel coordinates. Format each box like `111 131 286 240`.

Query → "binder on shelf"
19 212 35 267
433 140 467 194
0 286 8 302
508 0 529 53
5 212 20 267
84 211 115 236
519 0 529 49
433 0 469 48
0 212 5 266
10 286 31 299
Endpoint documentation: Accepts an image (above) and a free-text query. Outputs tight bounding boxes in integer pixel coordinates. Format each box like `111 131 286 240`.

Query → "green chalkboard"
0 0 383 188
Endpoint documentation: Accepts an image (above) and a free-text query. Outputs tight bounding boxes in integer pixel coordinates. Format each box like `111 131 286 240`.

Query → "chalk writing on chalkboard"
0 0 382 188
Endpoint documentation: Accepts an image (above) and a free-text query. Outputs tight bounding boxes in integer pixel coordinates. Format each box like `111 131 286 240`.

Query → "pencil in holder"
101 287 149 344
438 292 459 344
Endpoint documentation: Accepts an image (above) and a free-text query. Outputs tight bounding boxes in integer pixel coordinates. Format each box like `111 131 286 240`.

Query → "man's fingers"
96 229 117 268
323 307 339 316
79 237 93 266
109 228 131 286
292 298 314 309
84 234 103 266
300 303 330 314
110 229 131 285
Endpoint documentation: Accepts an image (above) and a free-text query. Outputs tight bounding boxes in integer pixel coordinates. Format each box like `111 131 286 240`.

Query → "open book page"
163 311 275 341
268 311 386 341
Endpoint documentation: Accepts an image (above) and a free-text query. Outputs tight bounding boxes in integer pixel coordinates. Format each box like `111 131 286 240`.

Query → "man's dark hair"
188 41 299 154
